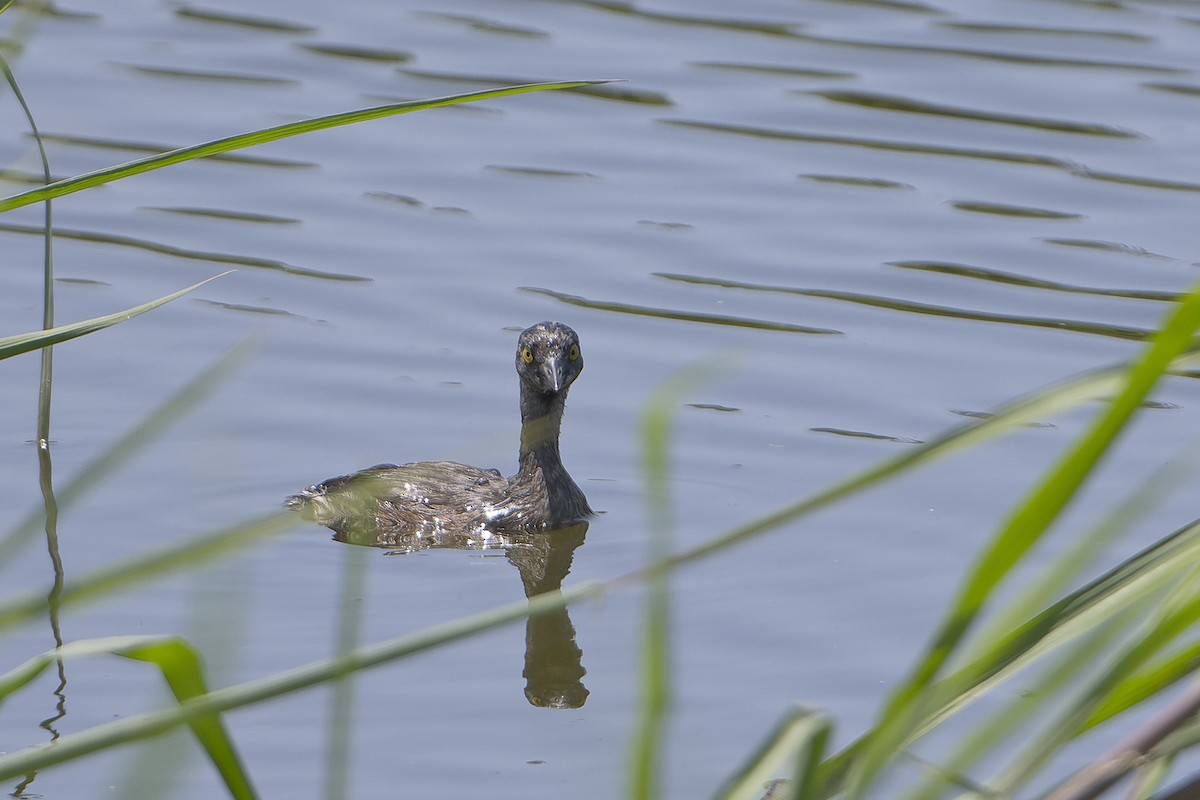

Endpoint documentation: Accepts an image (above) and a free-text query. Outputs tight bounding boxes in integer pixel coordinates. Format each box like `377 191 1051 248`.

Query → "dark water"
2 0 1199 797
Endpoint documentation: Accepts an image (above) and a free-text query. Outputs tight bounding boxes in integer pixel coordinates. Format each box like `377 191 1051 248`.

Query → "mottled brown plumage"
285 322 591 547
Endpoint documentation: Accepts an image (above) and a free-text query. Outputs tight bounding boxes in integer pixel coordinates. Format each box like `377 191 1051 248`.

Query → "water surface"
2 0 1199 797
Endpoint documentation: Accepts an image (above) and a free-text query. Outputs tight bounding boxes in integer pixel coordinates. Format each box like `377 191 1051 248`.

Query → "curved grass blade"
0 581 604 781
1083 639 1200 732
0 81 614 213
965 446 1200 671
713 707 832 800
991 566 1200 795
1037 674 1200 800
637 341 1200 584
0 271 229 361
0 636 255 799
897 503 1200 800
629 361 720 800
120 637 256 800
905 457 1200 749
0 336 247 567
0 512 290 632
846 276 1200 796
323 547 370 800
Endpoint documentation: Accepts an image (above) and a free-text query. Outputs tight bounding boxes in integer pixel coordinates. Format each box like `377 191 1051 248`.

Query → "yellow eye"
568 344 580 362
521 347 534 364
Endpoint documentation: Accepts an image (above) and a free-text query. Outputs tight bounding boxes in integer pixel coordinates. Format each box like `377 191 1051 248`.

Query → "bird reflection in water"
286 322 593 708
335 520 590 709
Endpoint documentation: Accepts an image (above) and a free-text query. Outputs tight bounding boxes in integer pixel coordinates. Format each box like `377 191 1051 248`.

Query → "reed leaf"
0 336 248 567
0 635 255 799
629 362 715 800
993 568 1200 794
713 707 832 800
0 581 604 781
846 276 1200 796
0 271 228 361
0 82 612 213
0 512 290 632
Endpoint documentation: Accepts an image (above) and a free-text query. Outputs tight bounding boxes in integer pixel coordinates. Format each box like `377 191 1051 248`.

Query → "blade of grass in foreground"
639 348 1200 585
821 513 1200 800
0 512 291 631
0 581 604 781
0 337 249 567
906 454 1200 745
0 81 614 213
713 707 832 800
0 271 229 361
846 275 1200 797
990 564 1200 795
630 361 720 800
3 314 1197 789
0 635 255 800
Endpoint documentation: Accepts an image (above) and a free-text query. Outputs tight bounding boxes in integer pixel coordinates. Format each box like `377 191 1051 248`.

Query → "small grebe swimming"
285 321 591 545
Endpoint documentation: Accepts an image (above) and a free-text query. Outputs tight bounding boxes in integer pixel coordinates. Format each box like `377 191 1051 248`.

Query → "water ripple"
691 61 856 80
795 30 1185 74
114 64 299 86
889 260 1181 302
298 43 414 63
654 272 1153 341
801 174 914 190
662 120 1197 192
936 21 1155 43
950 200 1083 219
1143 82 1200 98
521 286 843 334
174 5 316 33
810 89 1139 138
0 222 371 282
1039 238 1180 261
811 427 924 444
662 118 1073 167
142 207 302 225
416 12 551 38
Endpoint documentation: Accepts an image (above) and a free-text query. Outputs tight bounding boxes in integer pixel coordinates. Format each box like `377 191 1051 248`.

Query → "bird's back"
285 460 510 543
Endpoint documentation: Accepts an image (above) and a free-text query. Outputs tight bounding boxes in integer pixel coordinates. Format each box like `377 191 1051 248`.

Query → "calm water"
2 0 1200 797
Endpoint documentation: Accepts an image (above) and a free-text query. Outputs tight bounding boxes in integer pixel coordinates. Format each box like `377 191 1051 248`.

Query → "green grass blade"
323 546 370 800
1127 756 1172 800
0 636 164 701
819 514 1200 800
0 581 605 781
712 707 832 800
120 638 256 800
905 609 1142 800
846 277 1200 796
647 344 1200 584
987 567 1200 795
0 636 255 799
1037 679 1200 800
912 479 1200 743
629 363 714 800
0 271 229 361
0 81 613 213
1084 642 1200 731
0 512 291 632
0 336 247 566
968 444 1200 663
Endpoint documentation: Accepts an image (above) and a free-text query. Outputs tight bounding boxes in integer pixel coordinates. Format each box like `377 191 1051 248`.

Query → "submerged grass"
5 3 1200 798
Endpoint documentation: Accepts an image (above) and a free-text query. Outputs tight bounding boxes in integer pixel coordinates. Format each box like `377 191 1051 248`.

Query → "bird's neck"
516 384 591 522
519 388 566 467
